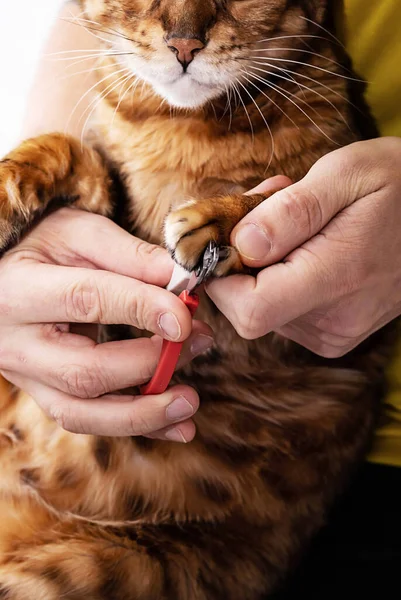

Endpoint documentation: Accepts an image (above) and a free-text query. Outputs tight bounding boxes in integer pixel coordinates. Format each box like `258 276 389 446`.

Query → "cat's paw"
164 197 244 276
0 159 37 250
0 134 112 254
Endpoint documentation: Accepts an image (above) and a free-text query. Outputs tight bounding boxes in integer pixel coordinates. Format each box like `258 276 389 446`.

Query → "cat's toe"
164 199 246 275
164 203 221 272
213 246 243 276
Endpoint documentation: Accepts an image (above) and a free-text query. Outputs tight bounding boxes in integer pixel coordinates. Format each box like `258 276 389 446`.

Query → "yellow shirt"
343 0 401 466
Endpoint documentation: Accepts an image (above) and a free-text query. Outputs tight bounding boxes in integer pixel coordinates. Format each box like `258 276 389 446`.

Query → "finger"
231 141 387 267
245 175 293 196
146 420 196 443
18 208 175 287
1 321 213 399
209 241 396 343
275 321 362 359
276 298 401 359
3 373 200 438
206 248 340 339
4 263 193 341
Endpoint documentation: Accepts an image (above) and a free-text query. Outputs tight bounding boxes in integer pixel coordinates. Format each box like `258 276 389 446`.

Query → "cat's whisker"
235 79 275 171
248 55 364 82
70 23 131 47
246 67 325 122
156 96 168 114
65 65 130 133
254 34 334 45
247 66 321 119
45 52 134 65
246 64 350 130
248 60 357 120
61 15 136 44
63 55 109 72
80 71 132 146
248 47 352 72
79 70 132 127
110 75 138 131
73 16 136 45
31 61 115 105
251 73 338 144
231 81 241 112
56 61 116 84
210 101 218 122
233 79 254 143
299 15 346 49
25 483 161 529
239 70 299 129
247 58 305 95
140 79 147 101
220 83 232 127
227 85 234 131
241 67 336 143
45 48 114 56
61 17 115 46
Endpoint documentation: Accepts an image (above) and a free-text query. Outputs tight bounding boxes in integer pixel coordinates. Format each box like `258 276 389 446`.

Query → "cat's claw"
164 201 243 276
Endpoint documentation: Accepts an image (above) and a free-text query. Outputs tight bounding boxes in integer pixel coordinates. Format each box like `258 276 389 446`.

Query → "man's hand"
0 208 213 442
207 138 401 358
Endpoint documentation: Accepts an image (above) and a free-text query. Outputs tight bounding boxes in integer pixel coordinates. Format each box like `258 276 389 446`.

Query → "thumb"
231 141 381 268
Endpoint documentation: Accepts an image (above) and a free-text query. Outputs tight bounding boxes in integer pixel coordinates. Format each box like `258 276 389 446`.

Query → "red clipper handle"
140 290 199 395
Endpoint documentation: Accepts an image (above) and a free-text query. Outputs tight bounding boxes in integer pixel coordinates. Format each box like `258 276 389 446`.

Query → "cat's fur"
0 1 395 598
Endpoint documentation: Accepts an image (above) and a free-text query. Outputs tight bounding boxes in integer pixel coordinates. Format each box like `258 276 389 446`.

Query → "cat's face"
81 1 328 109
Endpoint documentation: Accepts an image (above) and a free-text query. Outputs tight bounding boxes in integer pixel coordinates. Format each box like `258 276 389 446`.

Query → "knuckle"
318 340 356 359
347 262 370 294
126 286 151 330
310 326 358 359
279 186 324 237
63 278 103 323
134 239 164 262
127 409 155 436
0 345 15 371
48 405 85 434
235 321 259 340
331 320 366 340
49 405 67 429
318 310 367 340
317 345 348 359
234 301 265 340
56 363 108 399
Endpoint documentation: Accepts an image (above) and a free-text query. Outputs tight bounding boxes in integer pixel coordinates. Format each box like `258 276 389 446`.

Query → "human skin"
4 4 400 443
0 2 213 443
207 137 401 358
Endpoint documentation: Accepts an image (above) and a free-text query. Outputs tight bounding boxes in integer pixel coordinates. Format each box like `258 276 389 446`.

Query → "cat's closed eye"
81 0 328 110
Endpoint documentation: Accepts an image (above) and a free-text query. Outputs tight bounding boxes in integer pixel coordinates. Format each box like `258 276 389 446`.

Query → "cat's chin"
151 76 223 109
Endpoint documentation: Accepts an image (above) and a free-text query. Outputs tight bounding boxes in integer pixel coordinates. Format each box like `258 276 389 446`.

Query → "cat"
0 1 395 598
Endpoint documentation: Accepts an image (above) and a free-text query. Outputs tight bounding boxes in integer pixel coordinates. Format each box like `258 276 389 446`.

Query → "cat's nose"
167 38 205 69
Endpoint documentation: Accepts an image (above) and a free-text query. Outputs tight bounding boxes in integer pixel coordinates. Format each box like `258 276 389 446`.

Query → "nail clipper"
140 241 220 395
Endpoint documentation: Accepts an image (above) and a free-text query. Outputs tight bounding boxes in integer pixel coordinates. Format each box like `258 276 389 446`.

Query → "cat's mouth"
114 34 233 110
149 71 224 110
171 73 218 89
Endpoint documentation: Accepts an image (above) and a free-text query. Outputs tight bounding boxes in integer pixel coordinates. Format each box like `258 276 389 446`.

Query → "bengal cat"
0 1 394 598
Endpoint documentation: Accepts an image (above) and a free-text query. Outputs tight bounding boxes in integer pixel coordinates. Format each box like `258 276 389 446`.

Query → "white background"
0 0 64 157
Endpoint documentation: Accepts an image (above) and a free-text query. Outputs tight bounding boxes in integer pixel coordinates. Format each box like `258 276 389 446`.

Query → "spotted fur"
0 1 394 598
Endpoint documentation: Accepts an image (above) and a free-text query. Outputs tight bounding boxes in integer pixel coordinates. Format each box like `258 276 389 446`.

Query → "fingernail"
158 312 181 341
235 223 272 261
164 427 188 443
166 395 195 422
190 334 213 357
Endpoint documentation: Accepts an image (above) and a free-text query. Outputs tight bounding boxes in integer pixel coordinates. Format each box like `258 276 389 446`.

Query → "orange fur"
0 1 393 598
